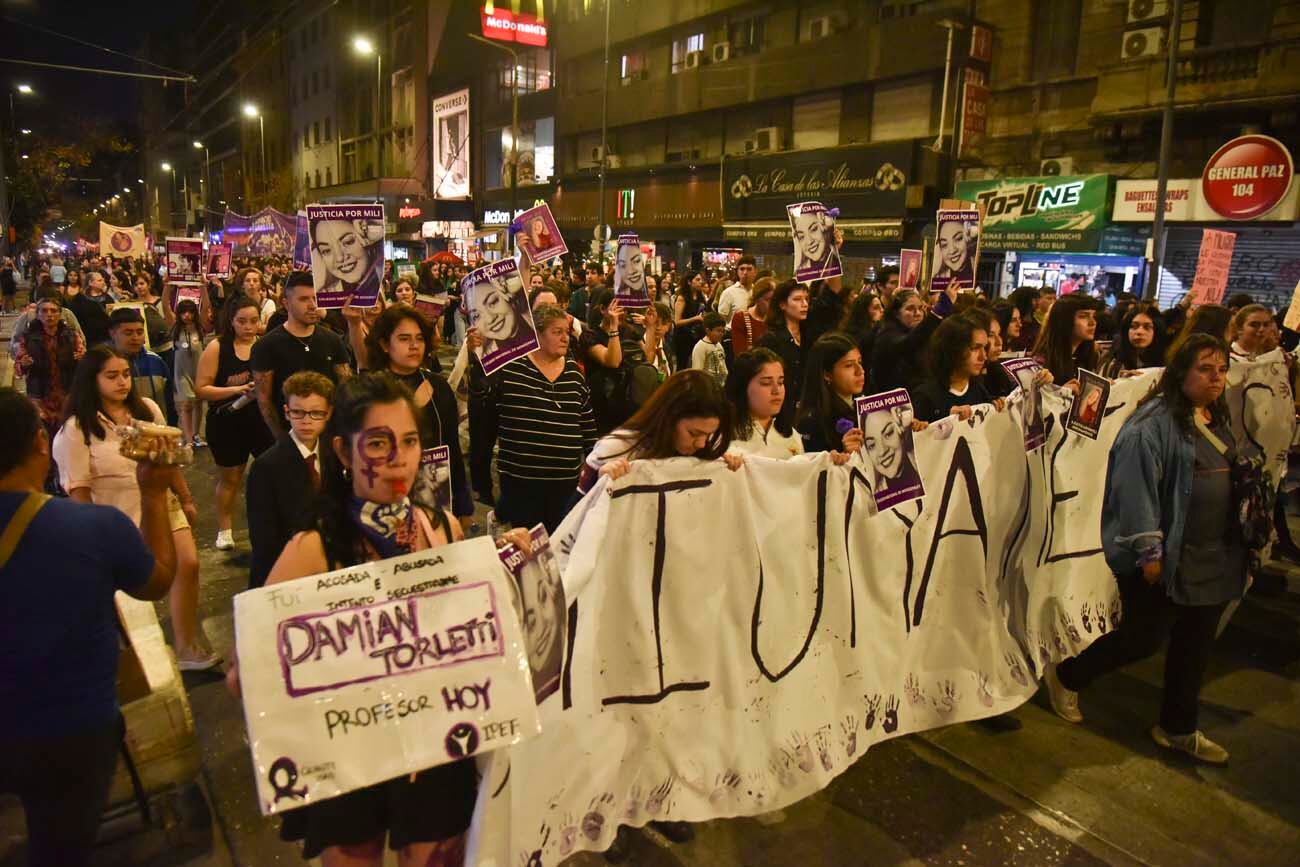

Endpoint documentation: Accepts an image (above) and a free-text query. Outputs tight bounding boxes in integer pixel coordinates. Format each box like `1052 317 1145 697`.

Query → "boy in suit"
245 371 334 588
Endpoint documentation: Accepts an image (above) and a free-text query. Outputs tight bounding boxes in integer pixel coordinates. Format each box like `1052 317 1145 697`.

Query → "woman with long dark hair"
672 270 709 371
913 313 1005 422
195 296 276 550
870 287 949 393
796 332 865 454
843 290 885 367
580 368 742 494
1047 334 1243 765
1099 303 1165 378
756 279 811 425
53 346 213 669
227 372 528 866
169 299 208 447
725 348 804 459
1166 303 1233 363
1032 293 1101 387
363 306 473 526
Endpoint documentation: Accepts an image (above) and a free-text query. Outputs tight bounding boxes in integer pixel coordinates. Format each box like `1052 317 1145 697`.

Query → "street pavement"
3 423 1299 866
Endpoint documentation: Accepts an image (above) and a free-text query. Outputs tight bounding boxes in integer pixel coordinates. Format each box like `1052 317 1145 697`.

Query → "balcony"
558 12 957 135
1092 38 1300 117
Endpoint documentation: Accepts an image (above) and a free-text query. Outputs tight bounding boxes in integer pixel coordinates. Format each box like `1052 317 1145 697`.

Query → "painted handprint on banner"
1110 597 1122 628
1060 610 1081 644
745 770 771 807
904 673 926 707
840 714 859 757
645 778 674 816
622 785 642 821
1080 602 1093 634
863 693 882 730
557 813 578 857
933 679 959 714
883 695 900 733
1005 651 1029 687
709 771 742 806
788 732 815 772
1096 603 1108 634
581 793 614 842
1051 626 1067 656
814 728 834 772
974 671 994 707
770 749 798 788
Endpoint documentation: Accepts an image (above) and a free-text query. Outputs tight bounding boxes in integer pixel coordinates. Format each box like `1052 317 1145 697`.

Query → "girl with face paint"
226 371 531 867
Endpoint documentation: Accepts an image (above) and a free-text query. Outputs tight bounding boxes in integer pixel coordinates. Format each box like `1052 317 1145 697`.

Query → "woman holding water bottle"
195 296 276 550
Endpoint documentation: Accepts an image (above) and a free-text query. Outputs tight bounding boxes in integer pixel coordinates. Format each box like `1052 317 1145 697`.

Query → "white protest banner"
1285 277 1300 332
234 536 541 815
786 202 842 284
613 233 650 309
305 204 385 309
932 208 981 293
99 222 147 259
165 237 204 282
461 259 539 375
468 362 1293 865
1187 228 1237 307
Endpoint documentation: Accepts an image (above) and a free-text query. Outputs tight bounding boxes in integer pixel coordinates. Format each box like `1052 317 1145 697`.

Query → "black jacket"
246 435 316 589
757 324 810 426
870 313 942 395
912 378 994 423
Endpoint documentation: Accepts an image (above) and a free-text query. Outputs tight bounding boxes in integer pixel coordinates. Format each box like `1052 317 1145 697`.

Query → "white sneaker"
214 529 234 550
1151 725 1229 765
1044 663 1083 723
177 650 221 672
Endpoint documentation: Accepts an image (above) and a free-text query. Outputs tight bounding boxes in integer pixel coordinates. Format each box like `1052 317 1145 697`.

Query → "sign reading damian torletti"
468 360 1295 864
722 141 912 222
234 536 540 815
1201 134 1294 221
953 174 1110 252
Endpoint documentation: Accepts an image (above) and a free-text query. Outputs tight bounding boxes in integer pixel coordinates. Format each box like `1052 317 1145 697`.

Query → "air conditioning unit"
1122 26 1165 60
606 155 623 169
743 139 757 153
754 126 783 152
809 16 832 40
684 50 702 69
1040 157 1075 176
1126 0 1169 24
591 145 617 164
712 42 731 63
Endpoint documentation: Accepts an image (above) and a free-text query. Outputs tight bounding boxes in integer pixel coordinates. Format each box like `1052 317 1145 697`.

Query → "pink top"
53 398 165 526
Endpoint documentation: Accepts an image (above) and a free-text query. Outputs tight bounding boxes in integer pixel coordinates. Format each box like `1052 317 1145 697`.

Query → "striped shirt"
477 355 597 481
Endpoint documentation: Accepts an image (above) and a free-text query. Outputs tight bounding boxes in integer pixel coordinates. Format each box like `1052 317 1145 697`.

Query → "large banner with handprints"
223 207 298 257
468 360 1293 866
234 536 541 816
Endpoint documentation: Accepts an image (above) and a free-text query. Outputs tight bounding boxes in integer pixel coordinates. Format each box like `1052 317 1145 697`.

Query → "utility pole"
1147 0 1185 301
596 0 611 267
467 33 519 254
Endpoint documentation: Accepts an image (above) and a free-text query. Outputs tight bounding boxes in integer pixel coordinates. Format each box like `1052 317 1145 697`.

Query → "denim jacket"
1102 396 1196 584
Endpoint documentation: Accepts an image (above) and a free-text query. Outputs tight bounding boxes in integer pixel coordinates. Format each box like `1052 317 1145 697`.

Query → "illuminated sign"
481 2 548 47
398 206 422 219
617 188 635 220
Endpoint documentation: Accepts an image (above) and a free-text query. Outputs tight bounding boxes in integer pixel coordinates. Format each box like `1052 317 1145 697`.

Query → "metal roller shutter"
1156 225 1300 310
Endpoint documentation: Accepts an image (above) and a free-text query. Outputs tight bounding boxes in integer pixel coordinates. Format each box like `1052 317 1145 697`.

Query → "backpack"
1195 416 1275 553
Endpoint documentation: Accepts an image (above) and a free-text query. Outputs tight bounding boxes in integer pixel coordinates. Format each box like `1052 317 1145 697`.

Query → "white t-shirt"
716 282 750 324
728 420 805 460
691 338 728 386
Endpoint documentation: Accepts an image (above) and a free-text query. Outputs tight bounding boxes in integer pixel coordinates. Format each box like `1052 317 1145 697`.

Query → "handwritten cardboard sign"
233 536 540 815
1187 228 1236 307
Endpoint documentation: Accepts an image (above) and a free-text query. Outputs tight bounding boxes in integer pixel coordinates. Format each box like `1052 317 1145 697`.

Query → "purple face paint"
357 425 399 487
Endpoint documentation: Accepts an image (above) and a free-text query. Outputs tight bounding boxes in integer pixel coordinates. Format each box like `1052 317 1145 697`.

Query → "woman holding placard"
227 372 530 866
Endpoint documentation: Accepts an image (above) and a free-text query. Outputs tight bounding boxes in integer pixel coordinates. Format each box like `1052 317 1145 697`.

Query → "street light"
468 32 520 240
352 35 383 200
242 103 266 198
193 140 211 231
16 84 32 95
19 128 30 135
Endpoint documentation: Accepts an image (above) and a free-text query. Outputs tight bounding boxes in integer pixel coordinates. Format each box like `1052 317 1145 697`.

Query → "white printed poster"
433 89 471 199
233 537 541 815
305 204 386 309
467 360 1294 865
99 222 147 259
786 201 842 284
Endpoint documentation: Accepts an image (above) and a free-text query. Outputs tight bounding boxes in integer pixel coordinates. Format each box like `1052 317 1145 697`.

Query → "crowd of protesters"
1 235 1296 867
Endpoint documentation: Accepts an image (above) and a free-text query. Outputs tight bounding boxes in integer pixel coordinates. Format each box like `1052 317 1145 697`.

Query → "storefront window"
671 33 705 73
488 117 554 189
496 46 552 103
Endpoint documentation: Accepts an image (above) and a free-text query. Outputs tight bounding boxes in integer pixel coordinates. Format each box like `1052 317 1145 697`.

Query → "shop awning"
722 220 903 242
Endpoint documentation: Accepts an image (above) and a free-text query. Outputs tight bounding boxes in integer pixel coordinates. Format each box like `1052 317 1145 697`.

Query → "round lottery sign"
1201 135 1294 221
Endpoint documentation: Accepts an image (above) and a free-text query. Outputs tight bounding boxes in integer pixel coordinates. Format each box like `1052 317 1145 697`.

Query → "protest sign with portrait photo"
462 258 539 375
931 209 981 294
511 202 567 264
411 445 451 512
1066 370 1110 440
899 248 923 291
305 204 385 309
1001 357 1047 450
855 388 924 511
786 201 843 284
165 237 204 282
170 282 204 311
613 232 650 309
100 221 147 259
205 242 232 278
293 211 311 271
498 525 566 705
414 292 449 322
233 537 541 816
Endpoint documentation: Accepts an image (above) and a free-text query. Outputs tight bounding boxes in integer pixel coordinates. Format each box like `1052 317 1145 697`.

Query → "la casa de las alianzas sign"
722 142 913 222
